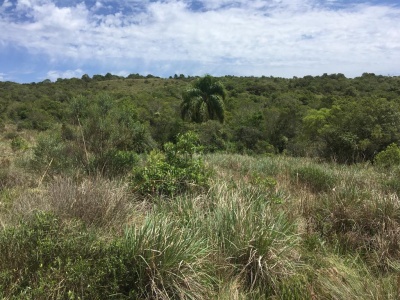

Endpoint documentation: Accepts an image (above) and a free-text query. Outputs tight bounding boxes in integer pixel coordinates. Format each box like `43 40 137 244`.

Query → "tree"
181 75 227 123
302 97 400 163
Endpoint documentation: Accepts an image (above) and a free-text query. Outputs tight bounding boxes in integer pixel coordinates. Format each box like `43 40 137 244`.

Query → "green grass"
1 152 400 299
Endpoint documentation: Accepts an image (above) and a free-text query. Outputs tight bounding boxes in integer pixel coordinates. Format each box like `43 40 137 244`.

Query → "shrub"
381 176 400 196
292 165 336 193
194 120 227 152
10 136 28 152
374 143 400 169
134 132 210 196
0 212 116 299
28 132 74 177
0 212 217 299
90 150 138 177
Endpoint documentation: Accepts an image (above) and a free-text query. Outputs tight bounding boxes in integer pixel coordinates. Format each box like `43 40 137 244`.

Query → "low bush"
90 150 138 177
0 212 116 299
134 132 210 196
381 176 400 196
374 143 400 169
292 165 336 193
10 136 29 152
0 212 218 299
28 132 75 177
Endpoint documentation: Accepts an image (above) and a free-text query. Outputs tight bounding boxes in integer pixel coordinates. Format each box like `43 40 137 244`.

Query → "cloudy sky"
1 0 399 83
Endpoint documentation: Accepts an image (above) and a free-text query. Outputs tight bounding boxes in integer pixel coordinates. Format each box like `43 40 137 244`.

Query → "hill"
0 73 400 298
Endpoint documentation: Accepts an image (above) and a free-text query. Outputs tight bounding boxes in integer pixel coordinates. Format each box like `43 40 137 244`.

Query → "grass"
1 151 400 299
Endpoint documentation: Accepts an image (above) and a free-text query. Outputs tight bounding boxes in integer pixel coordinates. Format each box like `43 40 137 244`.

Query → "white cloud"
1 0 400 79
46 69 84 81
1 0 12 10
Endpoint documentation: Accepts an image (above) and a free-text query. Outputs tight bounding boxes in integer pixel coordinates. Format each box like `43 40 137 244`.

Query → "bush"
10 136 29 152
134 132 210 196
0 212 117 299
374 143 400 169
0 212 217 299
90 150 138 177
292 165 336 193
194 120 227 152
28 132 75 177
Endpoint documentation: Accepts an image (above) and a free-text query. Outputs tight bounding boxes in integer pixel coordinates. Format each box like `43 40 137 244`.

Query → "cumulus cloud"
1 0 400 81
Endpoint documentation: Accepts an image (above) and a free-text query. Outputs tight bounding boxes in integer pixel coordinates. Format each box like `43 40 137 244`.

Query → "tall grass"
9 176 137 231
209 199 304 296
1 152 400 299
121 216 217 299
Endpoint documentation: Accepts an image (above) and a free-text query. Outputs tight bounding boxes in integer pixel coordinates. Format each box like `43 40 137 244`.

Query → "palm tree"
181 75 227 123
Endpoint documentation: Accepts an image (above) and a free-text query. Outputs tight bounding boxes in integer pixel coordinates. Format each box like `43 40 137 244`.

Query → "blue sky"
1 0 399 83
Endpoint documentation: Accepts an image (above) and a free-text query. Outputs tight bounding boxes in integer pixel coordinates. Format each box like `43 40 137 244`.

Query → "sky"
0 0 399 83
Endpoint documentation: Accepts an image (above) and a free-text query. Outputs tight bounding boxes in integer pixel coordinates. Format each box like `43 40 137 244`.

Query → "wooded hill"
1 73 400 164
1 73 400 298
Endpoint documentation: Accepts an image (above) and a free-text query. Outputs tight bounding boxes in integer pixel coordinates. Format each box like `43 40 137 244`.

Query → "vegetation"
133 131 210 196
1 73 400 298
181 75 227 123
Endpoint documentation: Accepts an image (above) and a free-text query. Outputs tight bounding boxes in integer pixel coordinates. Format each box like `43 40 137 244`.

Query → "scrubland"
1 138 399 299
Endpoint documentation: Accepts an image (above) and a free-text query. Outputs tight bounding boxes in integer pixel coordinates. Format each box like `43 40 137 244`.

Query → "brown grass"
10 176 140 231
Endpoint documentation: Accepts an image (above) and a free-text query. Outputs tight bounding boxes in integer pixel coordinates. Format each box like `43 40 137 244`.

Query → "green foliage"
193 120 228 152
26 94 156 178
209 195 303 296
0 212 116 299
8 102 54 131
10 136 28 152
91 150 138 177
3 74 400 164
292 165 336 193
119 217 217 299
381 175 400 196
250 172 277 190
181 75 227 123
0 212 217 299
70 94 156 154
134 131 209 196
303 98 400 162
29 132 76 176
374 143 400 169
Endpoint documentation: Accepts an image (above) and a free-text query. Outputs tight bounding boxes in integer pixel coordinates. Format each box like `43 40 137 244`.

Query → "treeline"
1 72 400 164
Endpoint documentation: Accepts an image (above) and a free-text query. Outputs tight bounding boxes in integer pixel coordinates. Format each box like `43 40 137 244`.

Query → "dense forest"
1 73 400 299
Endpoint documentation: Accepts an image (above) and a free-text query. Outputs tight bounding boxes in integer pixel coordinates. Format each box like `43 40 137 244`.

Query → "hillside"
1 73 400 161
0 73 400 298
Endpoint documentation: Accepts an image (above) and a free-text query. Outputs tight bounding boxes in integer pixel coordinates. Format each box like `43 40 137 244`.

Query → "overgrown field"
1 135 399 298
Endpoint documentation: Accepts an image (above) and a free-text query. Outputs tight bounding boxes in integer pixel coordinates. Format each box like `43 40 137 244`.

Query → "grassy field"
1 133 400 298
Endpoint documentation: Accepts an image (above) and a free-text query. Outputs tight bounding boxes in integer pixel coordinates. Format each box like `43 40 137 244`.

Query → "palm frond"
180 75 227 123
